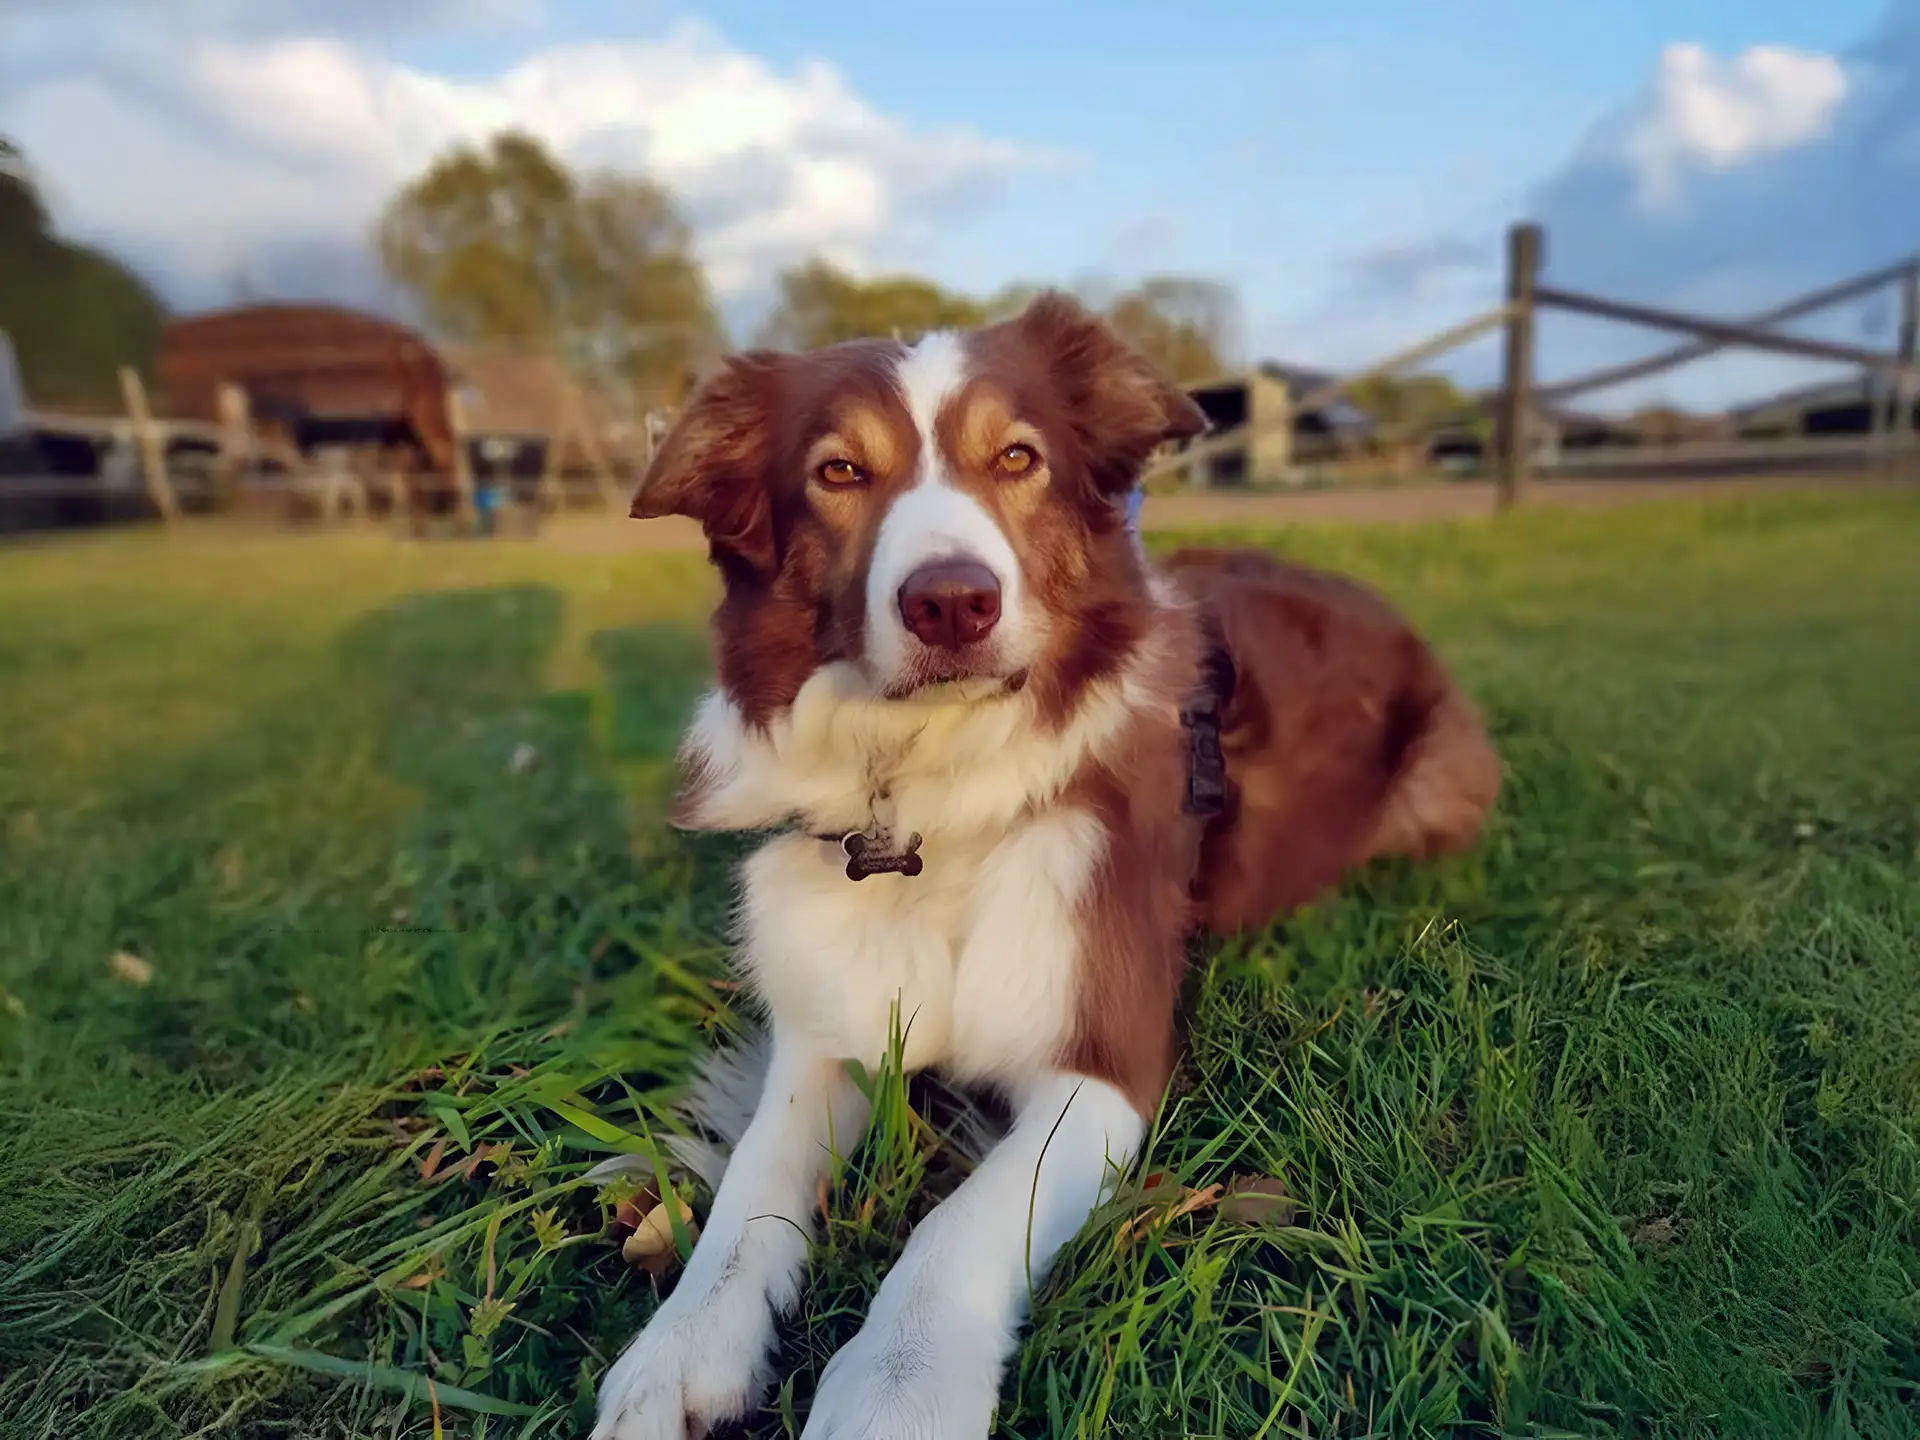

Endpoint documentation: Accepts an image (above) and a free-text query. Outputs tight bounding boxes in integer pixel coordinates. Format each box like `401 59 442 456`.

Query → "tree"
1347 372 1482 431
757 259 987 351
376 130 721 402
1104 277 1237 385
1347 372 1488 473
0 137 168 410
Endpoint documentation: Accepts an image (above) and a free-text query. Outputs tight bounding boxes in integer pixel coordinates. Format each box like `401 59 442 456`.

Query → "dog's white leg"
594 1042 871 1440
802 1071 1144 1439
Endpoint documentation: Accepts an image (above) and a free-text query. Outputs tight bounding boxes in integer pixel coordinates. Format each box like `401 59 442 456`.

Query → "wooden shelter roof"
155 303 456 469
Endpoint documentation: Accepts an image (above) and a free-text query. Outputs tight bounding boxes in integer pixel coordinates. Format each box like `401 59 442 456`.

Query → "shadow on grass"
330 587 734 1029
1 585 743 1440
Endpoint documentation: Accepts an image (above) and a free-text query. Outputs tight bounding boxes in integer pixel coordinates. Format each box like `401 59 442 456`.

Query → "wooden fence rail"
1532 284 1899 371
1538 257 1919 403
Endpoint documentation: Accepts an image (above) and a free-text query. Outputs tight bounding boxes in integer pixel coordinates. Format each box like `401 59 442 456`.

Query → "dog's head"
633 292 1207 728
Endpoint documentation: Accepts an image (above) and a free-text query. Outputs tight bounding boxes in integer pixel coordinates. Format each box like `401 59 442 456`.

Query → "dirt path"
540 473 1905 554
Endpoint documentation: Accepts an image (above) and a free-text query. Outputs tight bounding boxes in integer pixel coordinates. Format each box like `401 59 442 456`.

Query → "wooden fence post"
444 386 477 531
1897 264 1918 472
215 382 251 510
570 382 621 512
387 465 412 528
1496 222 1542 512
539 381 573 513
118 366 179 524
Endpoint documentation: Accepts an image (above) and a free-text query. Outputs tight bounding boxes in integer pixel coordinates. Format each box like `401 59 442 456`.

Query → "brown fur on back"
1162 547 1502 937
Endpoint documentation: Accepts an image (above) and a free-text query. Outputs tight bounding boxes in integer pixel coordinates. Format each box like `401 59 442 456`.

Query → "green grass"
2 489 1917 1439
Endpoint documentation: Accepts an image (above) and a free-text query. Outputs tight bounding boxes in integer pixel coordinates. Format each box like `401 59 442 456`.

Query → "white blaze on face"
863 331 1038 689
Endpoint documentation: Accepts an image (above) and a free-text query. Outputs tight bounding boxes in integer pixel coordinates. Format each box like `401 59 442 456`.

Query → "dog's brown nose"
897 560 1002 650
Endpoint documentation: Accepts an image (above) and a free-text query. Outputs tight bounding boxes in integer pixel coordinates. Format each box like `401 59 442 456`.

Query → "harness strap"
1181 627 1236 818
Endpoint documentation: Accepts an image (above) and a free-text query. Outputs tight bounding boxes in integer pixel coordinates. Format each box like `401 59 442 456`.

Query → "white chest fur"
676 659 1144 1088
736 808 1104 1088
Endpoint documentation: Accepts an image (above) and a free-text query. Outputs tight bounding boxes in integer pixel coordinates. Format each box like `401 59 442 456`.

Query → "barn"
156 303 458 486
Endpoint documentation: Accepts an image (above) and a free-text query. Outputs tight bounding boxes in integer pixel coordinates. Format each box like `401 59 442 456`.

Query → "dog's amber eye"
994 444 1039 476
815 458 867 488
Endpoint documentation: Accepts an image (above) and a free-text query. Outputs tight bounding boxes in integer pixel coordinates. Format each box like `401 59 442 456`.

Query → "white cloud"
1277 4 1920 411
0 14 1055 317
1618 43 1849 208
1519 8 1920 407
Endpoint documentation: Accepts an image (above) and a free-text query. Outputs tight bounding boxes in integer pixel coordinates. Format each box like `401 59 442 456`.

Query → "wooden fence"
1148 222 1920 509
4 363 649 534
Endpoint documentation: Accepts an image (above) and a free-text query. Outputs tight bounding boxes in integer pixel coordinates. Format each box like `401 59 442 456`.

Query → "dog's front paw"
800 1316 1004 1440
593 1284 776 1440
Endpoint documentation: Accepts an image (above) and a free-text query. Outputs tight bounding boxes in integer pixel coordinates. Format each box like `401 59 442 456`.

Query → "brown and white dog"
592 294 1501 1440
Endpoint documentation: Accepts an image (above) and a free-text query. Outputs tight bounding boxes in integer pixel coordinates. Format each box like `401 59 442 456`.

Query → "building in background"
1180 362 1374 486
1730 373 1916 439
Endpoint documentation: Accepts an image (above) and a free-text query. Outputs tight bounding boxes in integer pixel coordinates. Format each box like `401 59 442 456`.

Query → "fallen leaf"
509 742 538 775
609 1188 661 1237
109 951 153 987
418 1138 447 1183
1167 1184 1223 1223
1218 1175 1296 1227
621 1196 697 1277
1115 1180 1224 1249
396 1261 444 1291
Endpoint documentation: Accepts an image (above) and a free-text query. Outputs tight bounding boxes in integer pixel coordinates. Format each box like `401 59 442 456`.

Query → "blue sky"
403 0 1887 310
1 0 1912 407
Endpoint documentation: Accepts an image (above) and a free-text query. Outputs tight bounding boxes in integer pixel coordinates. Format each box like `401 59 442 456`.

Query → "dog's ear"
1012 291 1209 496
631 352 786 577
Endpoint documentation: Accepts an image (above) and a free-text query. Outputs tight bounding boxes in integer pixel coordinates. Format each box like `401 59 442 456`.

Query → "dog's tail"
1367 683 1503 863
664 1027 774 1188
583 1027 773 1191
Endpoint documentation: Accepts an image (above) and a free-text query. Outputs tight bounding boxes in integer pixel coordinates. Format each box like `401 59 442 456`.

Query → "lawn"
1 488 1917 1440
